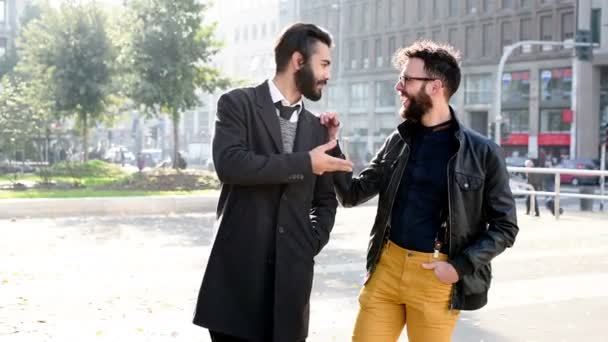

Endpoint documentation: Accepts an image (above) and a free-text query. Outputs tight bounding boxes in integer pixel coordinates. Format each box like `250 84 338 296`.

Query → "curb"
0 193 220 219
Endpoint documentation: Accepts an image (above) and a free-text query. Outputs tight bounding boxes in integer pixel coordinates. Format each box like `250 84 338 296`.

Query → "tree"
0 1 54 163
0 0 44 78
122 0 229 168
18 1 115 161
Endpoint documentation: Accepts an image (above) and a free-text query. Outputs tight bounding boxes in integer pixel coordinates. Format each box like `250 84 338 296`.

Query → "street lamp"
493 39 599 146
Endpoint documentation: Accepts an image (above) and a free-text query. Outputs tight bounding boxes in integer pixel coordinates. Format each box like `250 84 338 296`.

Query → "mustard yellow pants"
352 241 460 342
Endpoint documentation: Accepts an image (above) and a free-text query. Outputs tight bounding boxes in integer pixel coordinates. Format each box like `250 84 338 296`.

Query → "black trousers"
209 331 251 342
526 194 540 216
209 330 306 342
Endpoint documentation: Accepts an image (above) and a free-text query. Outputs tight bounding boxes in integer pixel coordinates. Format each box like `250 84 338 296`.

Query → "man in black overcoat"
193 23 353 342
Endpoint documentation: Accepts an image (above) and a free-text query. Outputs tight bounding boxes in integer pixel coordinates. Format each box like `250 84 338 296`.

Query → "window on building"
501 21 513 51
503 110 529 133
234 28 240 42
540 15 553 41
482 23 494 57
252 24 258 40
349 41 357 69
466 0 477 15
348 4 356 28
402 35 409 50
448 0 458 17
375 81 396 109
448 28 458 47
591 9 601 44
0 38 6 57
376 0 384 28
417 0 425 22
362 3 370 30
540 68 572 101
243 26 249 41
519 0 531 8
326 85 342 111
388 36 396 61
0 0 5 23
502 71 530 103
483 0 494 12
465 74 493 105
432 29 441 42
362 40 369 69
261 23 267 38
465 26 475 58
349 82 370 110
561 12 574 41
520 18 532 41
375 38 383 68
540 109 571 133
502 0 513 9
433 0 441 18
389 0 398 26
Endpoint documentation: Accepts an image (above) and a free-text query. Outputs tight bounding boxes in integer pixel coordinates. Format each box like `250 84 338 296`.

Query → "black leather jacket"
333 113 519 310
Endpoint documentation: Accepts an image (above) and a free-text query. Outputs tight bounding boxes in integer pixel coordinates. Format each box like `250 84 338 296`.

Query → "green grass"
0 189 214 199
0 175 127 187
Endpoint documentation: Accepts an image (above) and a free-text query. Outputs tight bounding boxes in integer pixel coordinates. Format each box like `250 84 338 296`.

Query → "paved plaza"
1 203 607 341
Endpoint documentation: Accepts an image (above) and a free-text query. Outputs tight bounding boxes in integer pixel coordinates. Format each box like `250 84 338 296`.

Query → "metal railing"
507 166 608 220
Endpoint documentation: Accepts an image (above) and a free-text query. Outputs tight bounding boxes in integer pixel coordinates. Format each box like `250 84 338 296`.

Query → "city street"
1 203 607 341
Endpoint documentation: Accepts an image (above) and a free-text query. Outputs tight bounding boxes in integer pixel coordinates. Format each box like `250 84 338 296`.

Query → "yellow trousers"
352 241 460 342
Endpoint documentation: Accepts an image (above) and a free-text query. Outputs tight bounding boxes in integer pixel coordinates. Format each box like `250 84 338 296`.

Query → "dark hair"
274 23 332 73
393 40 461 98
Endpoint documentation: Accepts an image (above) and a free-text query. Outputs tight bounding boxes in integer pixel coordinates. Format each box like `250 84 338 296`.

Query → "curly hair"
393 40 461 98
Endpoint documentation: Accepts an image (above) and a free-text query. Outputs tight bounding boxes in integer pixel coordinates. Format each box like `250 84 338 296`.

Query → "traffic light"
601 122 608 145
576 29 593 61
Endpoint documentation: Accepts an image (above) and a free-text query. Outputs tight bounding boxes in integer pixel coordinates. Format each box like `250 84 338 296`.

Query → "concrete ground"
1 203 607 341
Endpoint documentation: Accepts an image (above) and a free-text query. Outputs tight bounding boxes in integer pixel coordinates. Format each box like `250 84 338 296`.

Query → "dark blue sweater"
389 120 457 253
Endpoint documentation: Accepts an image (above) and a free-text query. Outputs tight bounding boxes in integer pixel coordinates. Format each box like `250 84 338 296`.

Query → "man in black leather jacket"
321 41 519 342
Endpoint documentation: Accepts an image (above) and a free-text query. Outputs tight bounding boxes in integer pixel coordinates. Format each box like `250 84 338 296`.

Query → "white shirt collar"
268 79 303 119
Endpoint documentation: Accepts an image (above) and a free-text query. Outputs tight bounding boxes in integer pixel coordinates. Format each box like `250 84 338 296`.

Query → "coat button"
278 226 285 234
281 193 287 200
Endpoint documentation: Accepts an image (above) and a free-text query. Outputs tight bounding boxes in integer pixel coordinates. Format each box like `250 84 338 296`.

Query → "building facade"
284 0 607 165
0 0 27 58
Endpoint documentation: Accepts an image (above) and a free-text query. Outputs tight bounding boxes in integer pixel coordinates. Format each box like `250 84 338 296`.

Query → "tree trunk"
82 113 88 162
172 111 180 170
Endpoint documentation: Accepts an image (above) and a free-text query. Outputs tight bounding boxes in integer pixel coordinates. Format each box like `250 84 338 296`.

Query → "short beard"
295 62 326 102
400 86 433 122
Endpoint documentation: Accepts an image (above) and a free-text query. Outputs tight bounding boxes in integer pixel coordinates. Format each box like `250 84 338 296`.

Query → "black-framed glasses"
399 75 437 84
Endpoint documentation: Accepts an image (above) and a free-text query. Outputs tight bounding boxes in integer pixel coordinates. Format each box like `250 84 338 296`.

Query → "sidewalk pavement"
0 193 220 219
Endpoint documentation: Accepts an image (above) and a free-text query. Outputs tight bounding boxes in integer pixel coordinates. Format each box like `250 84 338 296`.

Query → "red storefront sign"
538 133 571 146
501 133 571 146
562 109 573 123
502 133 529 145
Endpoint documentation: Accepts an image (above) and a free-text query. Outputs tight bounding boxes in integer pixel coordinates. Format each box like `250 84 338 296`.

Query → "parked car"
558 159 600 186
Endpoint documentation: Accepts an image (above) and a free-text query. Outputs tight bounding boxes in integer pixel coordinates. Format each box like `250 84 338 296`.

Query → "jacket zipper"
447 139 461 311
371 143 410 271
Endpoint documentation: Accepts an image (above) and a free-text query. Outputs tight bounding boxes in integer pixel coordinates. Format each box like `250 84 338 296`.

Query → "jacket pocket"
454 172 484 191
462 263 492 295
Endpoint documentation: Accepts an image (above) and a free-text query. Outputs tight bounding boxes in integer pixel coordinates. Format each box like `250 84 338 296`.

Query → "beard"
295 62 327 102
399 86 433 122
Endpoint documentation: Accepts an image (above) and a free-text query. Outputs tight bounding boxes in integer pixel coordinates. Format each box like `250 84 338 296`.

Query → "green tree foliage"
122 0 229 168
18 1 115 161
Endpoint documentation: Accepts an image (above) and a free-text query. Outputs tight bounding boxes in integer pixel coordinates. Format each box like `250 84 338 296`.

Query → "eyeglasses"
399 75 437 84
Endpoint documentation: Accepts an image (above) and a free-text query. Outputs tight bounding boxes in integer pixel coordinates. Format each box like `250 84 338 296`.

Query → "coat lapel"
254 81 283 153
